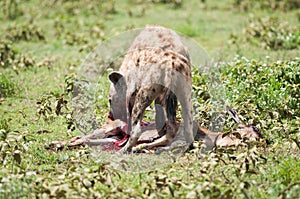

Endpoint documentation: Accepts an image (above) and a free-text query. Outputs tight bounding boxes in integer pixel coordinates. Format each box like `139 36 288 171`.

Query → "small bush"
234 0 300 11
0 40 35 71
0 40 17 68
5 23 45 42
0 74 16 98
151 0 183 8
1 0 22 19
42 0 116 16
243 16 300 50
0 118 10 141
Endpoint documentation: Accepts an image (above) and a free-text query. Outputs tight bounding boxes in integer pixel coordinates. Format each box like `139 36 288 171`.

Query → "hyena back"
108 25 194 153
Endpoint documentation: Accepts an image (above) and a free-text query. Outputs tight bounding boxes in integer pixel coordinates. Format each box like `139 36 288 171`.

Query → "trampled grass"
0 0 299 198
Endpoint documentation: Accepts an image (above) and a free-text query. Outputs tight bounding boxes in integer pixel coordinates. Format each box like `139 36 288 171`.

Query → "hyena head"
108 72 128 123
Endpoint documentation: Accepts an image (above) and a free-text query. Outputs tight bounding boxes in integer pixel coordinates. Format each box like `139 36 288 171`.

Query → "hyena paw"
118 144 132 154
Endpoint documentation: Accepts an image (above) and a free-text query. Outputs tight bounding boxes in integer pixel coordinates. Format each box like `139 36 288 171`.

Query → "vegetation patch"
233 0 300 12
243 16 300 50
0 40 35 72
222 57 299 120
0 73 16 98
4 23 45 42
0 40 16 68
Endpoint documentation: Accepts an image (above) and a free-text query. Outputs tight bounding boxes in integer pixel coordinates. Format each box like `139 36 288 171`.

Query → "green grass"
0 0 300 198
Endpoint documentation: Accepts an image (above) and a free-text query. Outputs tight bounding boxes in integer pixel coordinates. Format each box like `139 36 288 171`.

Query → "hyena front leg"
177 82 194 145
154 96 167 135
119 87 158 153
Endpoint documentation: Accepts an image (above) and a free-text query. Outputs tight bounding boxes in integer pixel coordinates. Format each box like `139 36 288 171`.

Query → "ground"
0 0 299 198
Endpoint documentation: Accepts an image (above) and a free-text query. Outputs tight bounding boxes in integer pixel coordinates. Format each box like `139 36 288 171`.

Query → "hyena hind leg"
133 92 178 152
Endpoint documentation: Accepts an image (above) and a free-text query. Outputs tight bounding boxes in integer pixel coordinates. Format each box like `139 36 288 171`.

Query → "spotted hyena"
108 25 194 153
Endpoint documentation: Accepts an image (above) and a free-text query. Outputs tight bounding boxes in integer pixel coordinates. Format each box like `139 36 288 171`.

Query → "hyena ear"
226 106 242 124
109 72 123 85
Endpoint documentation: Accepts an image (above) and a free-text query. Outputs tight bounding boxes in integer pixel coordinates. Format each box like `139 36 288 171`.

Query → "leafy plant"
151 0 183 8
42 0 117 17
64 73 76 95
36 94 54 120
233 0 300 11
0 73 16 97
36 94 69 118
222 57 299 120
1 0 21 19
0 40 35 71
0 40 16 68
243 16 300 50
5 23 45 42
36 92 75 131
63 31 89 46
0 119 10 141
12 55 35 71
